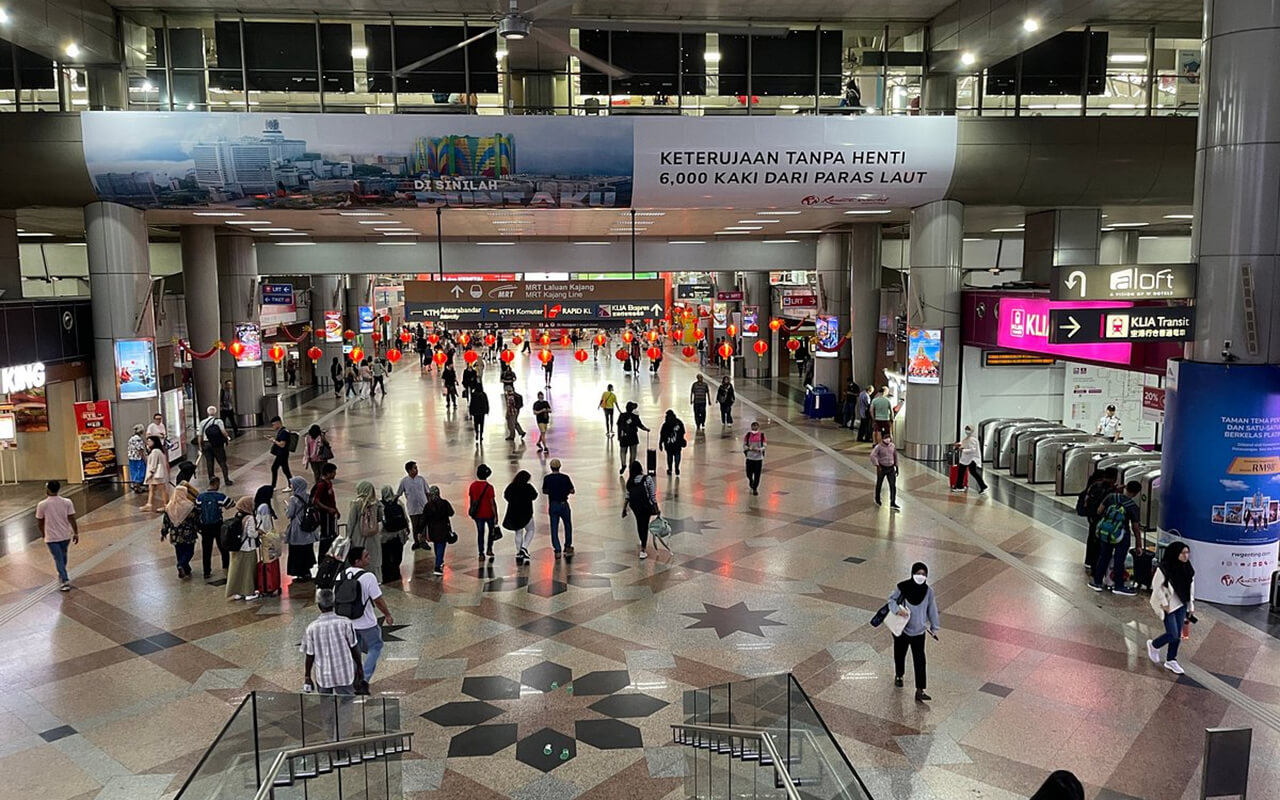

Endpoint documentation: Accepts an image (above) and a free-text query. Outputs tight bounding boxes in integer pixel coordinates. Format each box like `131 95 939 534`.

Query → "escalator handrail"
253 731 413 800
671 723 802 800
787 675 876 800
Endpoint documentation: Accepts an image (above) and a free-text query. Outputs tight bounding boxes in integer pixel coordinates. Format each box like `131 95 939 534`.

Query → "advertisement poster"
73 401 116 481
1160 361 1280 605
906 328 941 384
1141 385 1166 424
711 303 728 329
358 306 375 334
12 386 48 432
115 339 158 400
815 314 841 359
161 388 187 463
324 310 343 343
742 306 759 338
233 323 263 367
0 412 15 442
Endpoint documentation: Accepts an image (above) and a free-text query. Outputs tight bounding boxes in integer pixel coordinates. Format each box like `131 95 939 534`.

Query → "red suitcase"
949 464 968 489
256 559 281 596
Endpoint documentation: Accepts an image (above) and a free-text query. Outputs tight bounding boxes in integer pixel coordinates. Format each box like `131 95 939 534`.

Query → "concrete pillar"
216 236 264 427
85 202 157 458
814 233 851 391
87 68 127 110
1022 209 1101 285
310 274 346 386
180 226 220 413
904 199 963 461
346 274 372 342
742 271 771 378
0 212 22 300
849 224 882 389
921 73 957 115
1099 230 1141 265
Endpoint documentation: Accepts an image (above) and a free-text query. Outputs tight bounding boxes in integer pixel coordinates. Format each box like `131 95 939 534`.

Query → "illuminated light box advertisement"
996 297 1132 364
324 310 343 343
115 339 158 400
907 328 942 384
234 323 263 367
73 401 115 481
742 306 759 338
358 306 375 334
815 314 841 358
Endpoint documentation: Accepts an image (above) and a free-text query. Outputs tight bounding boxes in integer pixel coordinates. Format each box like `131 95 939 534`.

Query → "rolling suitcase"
256 559 281 596
646 448 658 477
949 464 969 489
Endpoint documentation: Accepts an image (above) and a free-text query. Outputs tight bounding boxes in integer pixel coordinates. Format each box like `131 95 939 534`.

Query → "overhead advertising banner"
1048 306 1196 344
114 339 158 400
73 401 115 481
324 310 343 342
1050 263 1197 302
1160 361 1280 605
79 112 957 210
907 328 941 384
233 322 263 367
358 306 375 333
404 279 664 324
995 297 1132 366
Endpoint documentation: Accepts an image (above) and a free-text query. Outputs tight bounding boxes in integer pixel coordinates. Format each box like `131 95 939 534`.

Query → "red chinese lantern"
399 331 413 344
463 350 479 365
538 349 553 364
769 318 783 332
484 333 496 347
621 330 634 344
615 348 629 361
681 345 696 358
268 344 286 363
718 342 734 359
307 345 323 363
343 329 356 341
574 349 589 363
593 333 606 347
670 329 682 343
433 351 447 367
646 329 659 343
646 346 661 360
786 338 801 352
371 331 382 343
693 329 706 341
382 313 391 324
727 323 738 337
539 332 551 346
386 348 402 364
747 322 759 334
753 340 769 355
459 333 471 347
511 334 524 346
428 333 440 346
228 339 246 359
500 349 515 364
559 333 571 347
350 346 365 363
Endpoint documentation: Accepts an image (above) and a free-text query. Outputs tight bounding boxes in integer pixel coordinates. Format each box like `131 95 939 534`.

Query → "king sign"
0 362 46 394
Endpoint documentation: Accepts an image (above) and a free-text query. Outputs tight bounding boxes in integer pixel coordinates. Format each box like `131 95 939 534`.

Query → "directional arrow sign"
1050 263 1197 301
1048 306 1196 344
450 285 464 298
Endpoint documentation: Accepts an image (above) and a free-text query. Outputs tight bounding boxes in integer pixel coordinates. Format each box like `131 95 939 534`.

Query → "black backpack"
204 419 227 448
383 499 408 532
333 568 368 620
314 556 343 590
221 512 247 552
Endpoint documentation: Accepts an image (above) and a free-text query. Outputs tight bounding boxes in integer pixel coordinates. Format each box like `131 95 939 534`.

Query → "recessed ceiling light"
492 220 529 225
225 220 273 225
358 220 397 225
724 226 763 231
669 240 706 245
763 239 799 244
1110 54 1147 64
495 48 508 60
376 241 418 246
963 238 983 242
0 10 10 24
1108 221 1149 227
1163 214 1194 220
194 211 244 217
274 241 316 246
64 42 80 59
632 212 666 217
64 242 87 247
475 242 516 246
715 231 751 235
1022 18 1039 32
351 46 369 59
573 241 612 245
990 227 1023 233
960 51 976 66
736 219 780 224
785 230 824 234
250 228 296 232
376 229 417 233
757 210 801 216
18 231 53 236
268 232 308 236
381 232 418 236
339 211 388 217
844 210 891 215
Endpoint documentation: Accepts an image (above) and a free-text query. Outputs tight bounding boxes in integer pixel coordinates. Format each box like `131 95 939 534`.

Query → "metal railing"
672 723 802 800
254 731 414 800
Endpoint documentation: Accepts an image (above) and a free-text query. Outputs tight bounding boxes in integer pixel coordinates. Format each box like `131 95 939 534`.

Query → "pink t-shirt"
36 496 76 542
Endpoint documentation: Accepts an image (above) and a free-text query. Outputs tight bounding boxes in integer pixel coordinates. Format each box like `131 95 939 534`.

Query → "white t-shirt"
147 422 167 439
343 566 383 630
36 496 76 542
1098 414 1122 438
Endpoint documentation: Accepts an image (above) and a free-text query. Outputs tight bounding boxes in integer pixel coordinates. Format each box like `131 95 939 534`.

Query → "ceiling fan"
392 0 791 79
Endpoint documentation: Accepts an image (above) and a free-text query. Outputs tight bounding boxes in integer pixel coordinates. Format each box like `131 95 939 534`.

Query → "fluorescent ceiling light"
381 232 419 236
375 228 416 233
377 241 417 246
226 220 273 225
715 231 751 235
725 226 763 231
1022 18 1039 32
140 81 153 92
492 220 529 225
737 219 780 224
990 227 1023 233
669 241 706 245
960 51 976 66
339 211 388 217
632 211 666 217
704 51 721 62
963 238 983 242
495 49 508 60
757 210 801 215
65 242 87 247
1163 214 1194 220
476 242 516 246
275 241 315 246
1139 236 1158 240
268 232 308 237
1108 221 1149 227
358 220 398 225
351 46 368 59
251 228 296 232
786 230 824 234
18 231 53 236
763 239 799 244
1110 53 1147 64
573 241 612 245
844 209 891 215
1100 227 1115 232
194 211 244 217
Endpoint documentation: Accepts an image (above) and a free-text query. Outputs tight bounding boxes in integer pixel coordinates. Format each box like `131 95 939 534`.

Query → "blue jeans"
356 625 384 679
1093 532 1130 587
433 540 447 570
1152 606 1187 661
475 518 498 555
174 542 195 573
47 540 70 583
548 502 573 552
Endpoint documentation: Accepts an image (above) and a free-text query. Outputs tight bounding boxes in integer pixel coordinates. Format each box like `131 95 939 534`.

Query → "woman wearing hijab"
161 481 201 579
283 475 316 582
226 494 261 600
502 471 539 565
379 485 409 584
349 480 383 581
888 562 940 702
1147 541 1196 675
253 485 281 597
658 410 687 476
423 485 455 576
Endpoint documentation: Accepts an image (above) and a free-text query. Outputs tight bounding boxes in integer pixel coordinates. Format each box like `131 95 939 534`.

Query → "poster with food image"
74 401 116 481
12 386 49 431
324 310 343 343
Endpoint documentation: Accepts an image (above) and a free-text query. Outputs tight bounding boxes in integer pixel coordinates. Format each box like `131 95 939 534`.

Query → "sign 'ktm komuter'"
1049 263 1197 302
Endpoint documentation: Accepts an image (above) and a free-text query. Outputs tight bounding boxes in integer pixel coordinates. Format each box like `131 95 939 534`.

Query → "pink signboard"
996 297 1133 364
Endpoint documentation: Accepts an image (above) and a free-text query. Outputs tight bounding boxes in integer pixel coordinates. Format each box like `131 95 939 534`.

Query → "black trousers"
875 466 898 504
633 510 652 548
372 375 386 395
893 633 927 689
693 403 707 429
271 455 293 487
200 522 228 576
720 402 733 424
220 409 239 437
203 446 231 482
953 462 988 492
745 459 762 489
857 415 872 442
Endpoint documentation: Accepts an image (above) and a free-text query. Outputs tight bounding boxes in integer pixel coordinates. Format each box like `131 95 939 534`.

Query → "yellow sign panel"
1227 457 1280 475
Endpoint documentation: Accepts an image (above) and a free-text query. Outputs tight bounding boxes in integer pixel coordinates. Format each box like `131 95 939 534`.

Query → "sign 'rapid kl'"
0 362 46 394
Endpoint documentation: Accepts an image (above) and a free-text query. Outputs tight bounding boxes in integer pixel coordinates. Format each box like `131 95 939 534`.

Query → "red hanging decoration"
693 329 706 341
615 348 629 362
681 345 696 358
484 333 496 347
307 345 323 363
538 349 553 364
343 330 356 341
646 329 659 343
559 333 571 347
727 323 738 337
179 339 225 360
539 332 551 346
428 333 440 346
718 342 734 359
268 344 286 363
593 333 606 347
350 346 365 363
399 330 413 344
786 338 801 352
459 333 472 347
277 323 312 343
769 318 783 332
753 340 769 355
371 331 382 343
511 334 524 346
463 350 479 365
670 329 683 343
433 351 448 366
621 330 634 344
386 348 403 364
382 313 391 324
574 349 589 363
747 322 759 334
646 346 661 360
228 340 246 359
500 349 515 364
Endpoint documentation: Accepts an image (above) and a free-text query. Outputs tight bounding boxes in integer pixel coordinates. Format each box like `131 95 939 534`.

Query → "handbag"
648 516 671 540
869 604 890 627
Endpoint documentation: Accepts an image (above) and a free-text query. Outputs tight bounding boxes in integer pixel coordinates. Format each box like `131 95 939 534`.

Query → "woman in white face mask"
951 425 988 494
889 562 940 702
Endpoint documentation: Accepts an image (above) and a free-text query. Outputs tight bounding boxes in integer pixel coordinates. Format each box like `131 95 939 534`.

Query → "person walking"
197 405 233 485
690 374 710 431
870 387 894 445
532 392 552 452
888 562 940 702
716 377 736 426
856 385 874 443
348 481 383 582
266 416 294 489
313 462 341 559
870 433 901 510
304 425 332 483
283 475 317 582
541 459 575 559
1088 480 1143 596
1080 467 1119 571
503 385 526 442
370 357 387 397
469 383 490 444
442 362 459 410
503 471 539 565
1146 541 1196 675
337 546 394 685
423 485 455 576
743 421 766 495
220 379 240 437
616 402 649 475
226 494 262 601
330 357 344 398
343 361 358 398
358 360 374 396
303 588 364 695
378 485 409 584
127 424 147 493
396 461 429 551
468 464 500 562
36 480 78 592
161 481 201 580
542 350 555 385
659 410 687 476
141 435 169 512
196 477 233 579
598 384 618 437
461 361 478 405
621 461 659 560
950 425 988 494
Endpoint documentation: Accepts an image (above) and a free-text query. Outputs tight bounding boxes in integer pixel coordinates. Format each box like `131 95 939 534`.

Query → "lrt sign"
1050 263 1197 302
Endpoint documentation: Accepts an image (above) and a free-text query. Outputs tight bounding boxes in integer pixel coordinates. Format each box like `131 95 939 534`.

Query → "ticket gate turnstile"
1141 471 1162 531
1096 453 1163 480
1012 426 1073 477
998 423 1065 471
1030 433 1100 484
979 418 1042 464
1056 443 1145 496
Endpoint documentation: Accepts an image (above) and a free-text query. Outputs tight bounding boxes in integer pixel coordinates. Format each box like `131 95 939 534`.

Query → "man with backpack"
196 477 233 579
1089 480 1143 596
333 546 394 687
197 405 233 485
266 416 296 490
742 421 767 496
1078 468 1119 571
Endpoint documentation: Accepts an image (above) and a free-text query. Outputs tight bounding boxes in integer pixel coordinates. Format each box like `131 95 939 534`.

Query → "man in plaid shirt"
303 589 364 695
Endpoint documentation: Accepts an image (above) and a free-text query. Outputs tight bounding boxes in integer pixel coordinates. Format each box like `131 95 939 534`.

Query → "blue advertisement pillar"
1159 360 1280 605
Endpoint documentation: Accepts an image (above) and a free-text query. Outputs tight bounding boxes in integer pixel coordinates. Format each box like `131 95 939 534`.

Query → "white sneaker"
639 549 648 560
59 583 71 592
1146 639 1161 664
243 593 261 601
1163 660 1185 675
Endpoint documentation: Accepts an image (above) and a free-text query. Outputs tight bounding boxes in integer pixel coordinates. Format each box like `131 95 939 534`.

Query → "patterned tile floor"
2 354 1280 800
